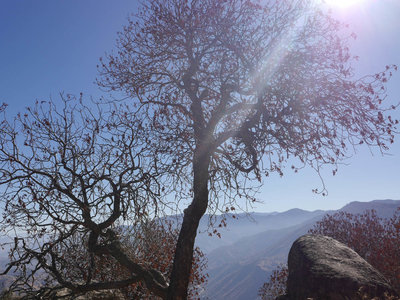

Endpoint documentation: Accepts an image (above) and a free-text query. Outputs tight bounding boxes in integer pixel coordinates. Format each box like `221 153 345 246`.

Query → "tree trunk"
167 151 210 300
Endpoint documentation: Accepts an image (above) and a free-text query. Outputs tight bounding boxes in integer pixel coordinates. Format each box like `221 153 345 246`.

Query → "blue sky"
1 0 399 213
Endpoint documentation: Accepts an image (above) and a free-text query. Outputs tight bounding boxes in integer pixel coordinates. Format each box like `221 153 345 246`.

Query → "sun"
324 0 365 8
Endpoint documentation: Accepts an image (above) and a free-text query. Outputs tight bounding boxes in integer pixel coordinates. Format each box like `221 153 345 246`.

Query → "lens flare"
324 0 365 8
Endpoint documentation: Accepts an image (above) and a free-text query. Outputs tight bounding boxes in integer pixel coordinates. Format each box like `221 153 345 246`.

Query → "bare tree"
97 0 398 298
0 96 181 298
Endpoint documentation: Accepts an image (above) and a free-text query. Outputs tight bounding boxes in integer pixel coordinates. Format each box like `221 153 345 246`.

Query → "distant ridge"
201 199 400 300
340 199 400 218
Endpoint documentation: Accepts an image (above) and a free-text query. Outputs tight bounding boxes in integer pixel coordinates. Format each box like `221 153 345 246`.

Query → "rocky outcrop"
283 234 398 299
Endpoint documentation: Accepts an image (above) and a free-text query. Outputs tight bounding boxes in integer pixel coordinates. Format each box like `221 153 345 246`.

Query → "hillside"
199 199 400 300
0 199 398 298
195 209 325 253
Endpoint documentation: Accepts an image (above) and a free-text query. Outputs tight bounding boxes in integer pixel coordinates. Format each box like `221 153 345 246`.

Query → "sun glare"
324 0 365 8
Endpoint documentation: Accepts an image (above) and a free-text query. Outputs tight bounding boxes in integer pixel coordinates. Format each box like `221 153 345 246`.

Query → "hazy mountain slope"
204 217 323 300
195 209 324 253
202 199 400 300
206 219 317 270
340 199 400 218
204 263 266 300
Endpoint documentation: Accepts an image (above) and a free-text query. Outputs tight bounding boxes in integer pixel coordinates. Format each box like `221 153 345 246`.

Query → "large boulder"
285 234 398 299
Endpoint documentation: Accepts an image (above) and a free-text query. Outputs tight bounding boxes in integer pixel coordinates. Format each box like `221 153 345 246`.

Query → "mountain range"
196 199 400 300
0 199 398 299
